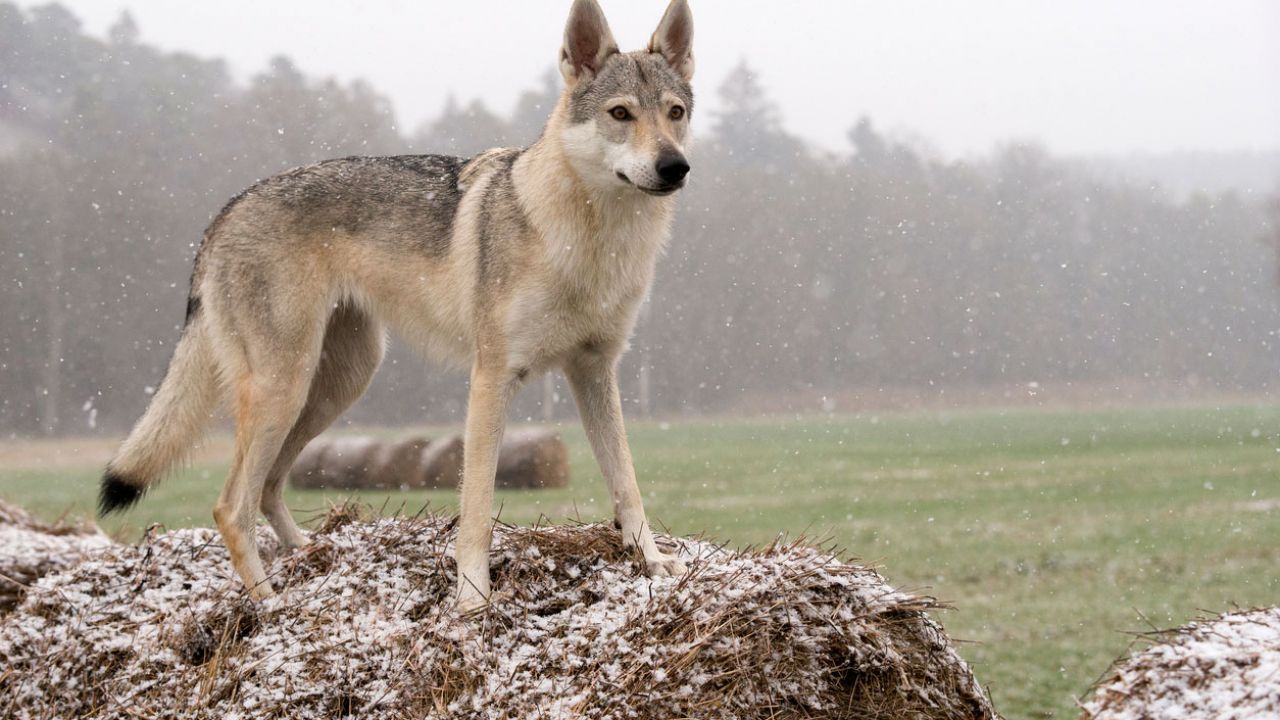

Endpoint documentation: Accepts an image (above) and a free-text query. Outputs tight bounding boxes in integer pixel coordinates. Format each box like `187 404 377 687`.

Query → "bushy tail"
99 310 219 515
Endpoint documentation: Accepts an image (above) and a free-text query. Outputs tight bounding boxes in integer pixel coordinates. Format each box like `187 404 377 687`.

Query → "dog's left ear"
649 0 694 81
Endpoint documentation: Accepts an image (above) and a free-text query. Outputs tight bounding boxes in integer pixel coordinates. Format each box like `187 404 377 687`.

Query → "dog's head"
557 0 694 197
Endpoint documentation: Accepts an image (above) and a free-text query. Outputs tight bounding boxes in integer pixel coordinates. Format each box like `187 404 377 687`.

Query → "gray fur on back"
207 154 467 257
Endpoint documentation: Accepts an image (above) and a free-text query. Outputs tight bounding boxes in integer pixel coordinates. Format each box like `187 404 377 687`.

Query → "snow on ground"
0 500 112 612
1081 607 1280 720
0 505 996 719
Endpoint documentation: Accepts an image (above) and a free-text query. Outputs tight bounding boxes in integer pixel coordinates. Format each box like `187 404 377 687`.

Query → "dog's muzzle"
617 153 691 196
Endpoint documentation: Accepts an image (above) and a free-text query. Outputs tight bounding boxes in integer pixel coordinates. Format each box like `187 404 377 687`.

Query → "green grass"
4 404 1279 719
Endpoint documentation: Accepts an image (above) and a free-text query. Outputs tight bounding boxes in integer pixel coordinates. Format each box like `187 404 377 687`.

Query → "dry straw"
1079 607 1280 719
1 503 996 719
0 499 111 613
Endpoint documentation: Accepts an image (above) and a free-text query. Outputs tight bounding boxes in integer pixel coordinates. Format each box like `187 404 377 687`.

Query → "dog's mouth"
616 171 682 196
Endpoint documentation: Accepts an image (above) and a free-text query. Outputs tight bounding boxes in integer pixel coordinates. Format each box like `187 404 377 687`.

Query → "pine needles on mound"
0 504 997 719
0 499 111 613
1080 607 1280 720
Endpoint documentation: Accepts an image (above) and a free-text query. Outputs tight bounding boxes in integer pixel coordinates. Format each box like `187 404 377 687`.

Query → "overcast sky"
41 0 1280 158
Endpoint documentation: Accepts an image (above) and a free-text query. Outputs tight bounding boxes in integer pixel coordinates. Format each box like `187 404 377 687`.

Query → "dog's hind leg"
211 297 328 600
215 368 316 599
259 303 385 550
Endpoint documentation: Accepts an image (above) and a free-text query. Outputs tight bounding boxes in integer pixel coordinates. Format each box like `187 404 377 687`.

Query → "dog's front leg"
455 361 519 614
566 351 687 578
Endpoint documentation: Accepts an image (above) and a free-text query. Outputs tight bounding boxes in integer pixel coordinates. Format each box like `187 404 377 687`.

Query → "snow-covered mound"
0 505 996 719
0 499 111 613
1081 607 1280 720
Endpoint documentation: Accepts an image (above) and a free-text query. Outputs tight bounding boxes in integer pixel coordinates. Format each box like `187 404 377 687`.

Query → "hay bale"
289 436 388 490
289 429 568 491
376 435 434 488
495 427 569 489
0 505 995 719
0 499 111 613
1080 607 1280 719
419 432 464 488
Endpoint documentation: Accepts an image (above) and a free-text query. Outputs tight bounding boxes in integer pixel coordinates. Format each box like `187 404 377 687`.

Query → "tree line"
1 4 1276 436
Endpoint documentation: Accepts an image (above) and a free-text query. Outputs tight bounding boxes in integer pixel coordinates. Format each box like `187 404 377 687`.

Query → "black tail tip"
98 471 144 516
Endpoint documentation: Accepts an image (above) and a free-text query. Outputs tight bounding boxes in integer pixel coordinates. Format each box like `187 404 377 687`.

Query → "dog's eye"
609 106 632 121
669 106 685 121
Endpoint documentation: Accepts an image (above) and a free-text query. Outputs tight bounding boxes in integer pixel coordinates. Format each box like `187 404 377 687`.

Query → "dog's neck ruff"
514 105 676 256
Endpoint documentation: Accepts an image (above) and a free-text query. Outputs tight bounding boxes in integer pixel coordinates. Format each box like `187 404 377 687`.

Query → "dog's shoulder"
459 147 522 188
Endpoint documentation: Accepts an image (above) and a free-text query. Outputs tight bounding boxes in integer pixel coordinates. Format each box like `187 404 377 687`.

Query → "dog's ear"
649 0 694 81
560 0 618 86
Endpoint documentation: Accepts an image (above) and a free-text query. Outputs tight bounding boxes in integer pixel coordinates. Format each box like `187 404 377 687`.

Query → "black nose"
655 154 690 185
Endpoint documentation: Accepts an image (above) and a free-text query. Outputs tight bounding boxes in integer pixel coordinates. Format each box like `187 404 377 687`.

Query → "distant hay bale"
0 499 111 613
493 427 570 489
0 504 995 719
1080 607 1280 719
419 433 465 488
289 428 568 491
290 435 430 491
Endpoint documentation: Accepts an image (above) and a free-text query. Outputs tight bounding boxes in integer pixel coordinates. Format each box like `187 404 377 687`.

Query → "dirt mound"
1080 607 1280 719
0 505 996 719
0 499 111 613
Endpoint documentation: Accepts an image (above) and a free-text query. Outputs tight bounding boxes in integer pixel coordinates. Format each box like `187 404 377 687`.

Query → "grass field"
3 403 1278 719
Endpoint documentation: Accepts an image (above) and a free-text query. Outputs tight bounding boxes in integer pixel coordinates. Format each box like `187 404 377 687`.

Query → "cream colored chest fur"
503 193 672 372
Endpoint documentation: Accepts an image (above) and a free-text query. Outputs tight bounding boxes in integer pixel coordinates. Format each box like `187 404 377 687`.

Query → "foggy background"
2 0 1279 436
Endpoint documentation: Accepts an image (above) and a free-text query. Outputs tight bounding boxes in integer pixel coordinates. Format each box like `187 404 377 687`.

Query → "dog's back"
206 154 467 259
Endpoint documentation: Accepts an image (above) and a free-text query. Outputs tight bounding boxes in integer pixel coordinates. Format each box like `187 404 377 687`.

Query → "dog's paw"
644 553 688 578
454 588 514 617
277 534 310 554
455 591 489 617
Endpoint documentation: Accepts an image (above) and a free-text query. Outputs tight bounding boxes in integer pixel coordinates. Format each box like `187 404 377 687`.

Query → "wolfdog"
99 0 695 613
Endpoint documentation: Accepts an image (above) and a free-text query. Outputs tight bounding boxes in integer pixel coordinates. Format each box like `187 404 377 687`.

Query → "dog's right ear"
560 0 618 86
